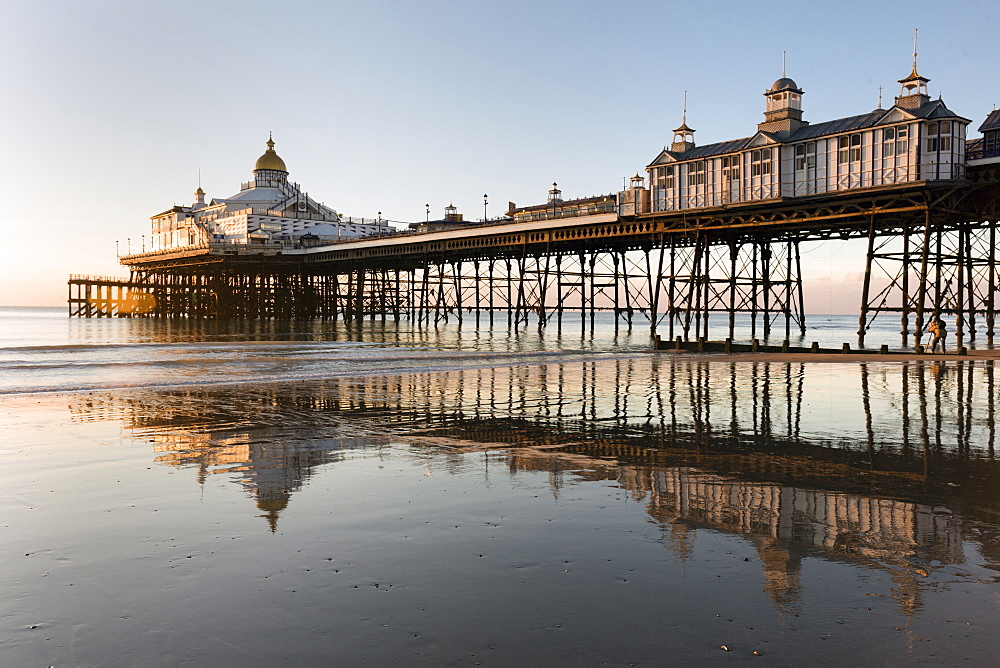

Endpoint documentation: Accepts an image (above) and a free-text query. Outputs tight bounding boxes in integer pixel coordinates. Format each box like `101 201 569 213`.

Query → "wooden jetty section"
68 275 149 318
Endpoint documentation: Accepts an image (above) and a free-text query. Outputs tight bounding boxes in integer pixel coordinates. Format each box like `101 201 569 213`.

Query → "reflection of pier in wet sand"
70 358 998 459
68 357 1000 616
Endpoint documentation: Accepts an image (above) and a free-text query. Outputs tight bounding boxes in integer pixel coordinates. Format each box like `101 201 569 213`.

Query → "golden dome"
254 134 288 172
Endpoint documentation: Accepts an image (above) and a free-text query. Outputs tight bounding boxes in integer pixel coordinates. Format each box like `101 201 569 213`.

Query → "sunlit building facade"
631 64 972 213
149 136 391 251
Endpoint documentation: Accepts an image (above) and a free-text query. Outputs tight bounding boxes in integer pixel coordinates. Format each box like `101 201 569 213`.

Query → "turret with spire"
671 91 696 153
758 54 808 135
895 29 931 109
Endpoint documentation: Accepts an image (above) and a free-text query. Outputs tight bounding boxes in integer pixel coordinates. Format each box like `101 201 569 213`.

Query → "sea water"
0 306 967 395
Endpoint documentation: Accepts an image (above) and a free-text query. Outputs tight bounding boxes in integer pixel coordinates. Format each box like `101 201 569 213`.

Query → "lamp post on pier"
483 193 488 222
425 203 430 222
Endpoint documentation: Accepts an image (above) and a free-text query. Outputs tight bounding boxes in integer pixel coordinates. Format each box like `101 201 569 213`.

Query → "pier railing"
512 198 617 223
68 274 133 284
121 225 397 260
966 142 1000 161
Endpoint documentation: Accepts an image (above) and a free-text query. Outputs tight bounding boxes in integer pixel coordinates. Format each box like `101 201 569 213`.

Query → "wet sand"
2 357 999 665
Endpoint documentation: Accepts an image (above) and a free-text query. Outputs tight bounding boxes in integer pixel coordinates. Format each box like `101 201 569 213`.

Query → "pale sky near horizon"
2 0 997 310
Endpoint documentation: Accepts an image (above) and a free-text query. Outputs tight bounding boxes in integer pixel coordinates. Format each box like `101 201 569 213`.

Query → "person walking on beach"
928 318 947 353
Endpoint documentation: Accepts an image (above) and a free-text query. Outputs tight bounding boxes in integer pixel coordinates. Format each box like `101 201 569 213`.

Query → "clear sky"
2 0 997 310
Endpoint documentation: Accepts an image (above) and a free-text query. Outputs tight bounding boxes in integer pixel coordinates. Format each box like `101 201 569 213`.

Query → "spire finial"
198 167 201 189
673 91 695 139
878 86 883 109
267 131 274 150
782 50 786 78
895 26 931 108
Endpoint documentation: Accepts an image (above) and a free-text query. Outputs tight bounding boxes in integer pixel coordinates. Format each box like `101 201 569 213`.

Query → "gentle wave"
0 340 384 353
0 351 644 396
0 310 927 398
0 348 585 368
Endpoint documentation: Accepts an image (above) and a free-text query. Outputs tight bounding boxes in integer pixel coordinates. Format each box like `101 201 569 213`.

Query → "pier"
70 67 1000 349
70 159 1000 349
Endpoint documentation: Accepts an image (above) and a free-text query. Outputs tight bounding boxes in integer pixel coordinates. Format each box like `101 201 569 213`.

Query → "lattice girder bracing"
859 215 999 347
650 233 805 343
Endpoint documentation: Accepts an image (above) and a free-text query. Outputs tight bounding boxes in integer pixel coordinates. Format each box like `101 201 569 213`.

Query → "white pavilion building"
619 59 972 215
149 136 390 251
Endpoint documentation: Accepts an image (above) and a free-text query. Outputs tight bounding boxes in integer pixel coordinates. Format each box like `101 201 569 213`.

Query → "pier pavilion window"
750 149 772 176
687 161 706 186
985 131 1000 157
882 126 909 156
721 156 741 202
838 134 862 164
926 121 951 152
721 156 740 182
659 166 675 189
794 143 816 170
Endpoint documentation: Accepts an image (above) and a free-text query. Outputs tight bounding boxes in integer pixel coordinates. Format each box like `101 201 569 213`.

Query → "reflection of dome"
256 496 289 513
769 77 799 92
256 493 289 534
254 135 287 172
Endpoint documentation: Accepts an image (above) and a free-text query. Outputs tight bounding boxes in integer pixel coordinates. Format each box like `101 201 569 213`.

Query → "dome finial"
254 133 287 173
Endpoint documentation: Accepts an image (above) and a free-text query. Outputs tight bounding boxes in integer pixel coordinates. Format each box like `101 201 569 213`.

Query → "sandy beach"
3 351 1000 665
